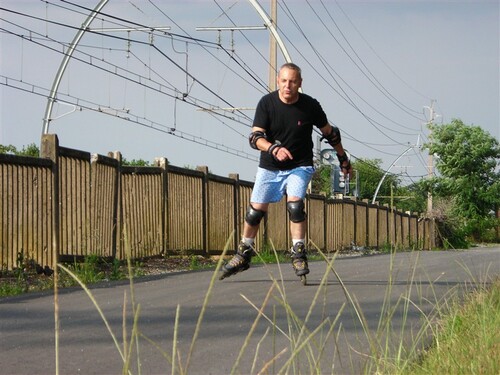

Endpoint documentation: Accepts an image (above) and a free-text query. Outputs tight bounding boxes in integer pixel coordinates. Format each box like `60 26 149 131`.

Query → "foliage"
352 158 400 203
425 119 500 241
310 163 333 196
403 279 500 374
0 144 17 154
392 181 428 214
0 252 54 296
0 143 40 157
430 197 470 249
69 255 105 284
121 158 152 166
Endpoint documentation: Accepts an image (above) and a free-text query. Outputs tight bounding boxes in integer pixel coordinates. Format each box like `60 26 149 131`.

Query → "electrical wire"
318 0 428 120
0 9 260 159
277 2 419 143
147 0 270 94
0 22 247 126
0 73 258 161
0 6 259 127
333 0 432 102
311 0 426 122
2 1 434 181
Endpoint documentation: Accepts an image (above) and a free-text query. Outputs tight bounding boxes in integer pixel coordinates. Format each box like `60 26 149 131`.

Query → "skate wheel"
300 275 307 285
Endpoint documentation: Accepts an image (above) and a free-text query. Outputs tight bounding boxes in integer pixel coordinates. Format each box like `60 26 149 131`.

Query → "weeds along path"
1 248 498 374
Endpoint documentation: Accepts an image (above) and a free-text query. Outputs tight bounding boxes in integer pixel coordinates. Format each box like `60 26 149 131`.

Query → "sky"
1 0 498 183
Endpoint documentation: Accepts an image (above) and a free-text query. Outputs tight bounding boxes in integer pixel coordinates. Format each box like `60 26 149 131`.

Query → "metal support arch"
42 0 110 135
42 0 293 136
247 0 293 64
372 145 414 204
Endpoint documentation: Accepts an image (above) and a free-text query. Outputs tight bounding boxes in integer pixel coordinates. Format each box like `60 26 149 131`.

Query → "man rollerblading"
219 241 254 280
219 63 352 284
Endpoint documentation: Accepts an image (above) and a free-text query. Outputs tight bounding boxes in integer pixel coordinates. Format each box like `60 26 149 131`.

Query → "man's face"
277 67 302 104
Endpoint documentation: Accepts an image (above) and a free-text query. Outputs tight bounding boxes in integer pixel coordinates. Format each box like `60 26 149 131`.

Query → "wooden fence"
0 134 435 271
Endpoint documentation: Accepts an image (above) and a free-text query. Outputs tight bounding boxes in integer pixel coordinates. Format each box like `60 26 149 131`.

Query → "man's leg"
220 167 282 280
289 217 306 240
242 202 269 239
284 167 314 277
287 197 309 276
287 197 306 240
220 202 268 279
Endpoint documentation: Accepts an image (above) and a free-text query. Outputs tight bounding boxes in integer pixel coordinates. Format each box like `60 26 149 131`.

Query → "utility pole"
198 0 289 114
424 100 436 215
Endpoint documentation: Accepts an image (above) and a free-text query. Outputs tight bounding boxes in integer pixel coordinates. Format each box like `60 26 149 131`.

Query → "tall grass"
402 278 499 374
54 237 497 374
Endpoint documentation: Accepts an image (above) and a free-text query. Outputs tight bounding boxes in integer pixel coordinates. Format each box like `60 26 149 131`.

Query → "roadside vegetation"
2 244 498 374
0 253 216 297
51 244 500 374
400 278 499 375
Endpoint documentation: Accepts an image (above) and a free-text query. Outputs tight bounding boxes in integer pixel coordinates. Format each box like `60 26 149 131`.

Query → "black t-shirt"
253 91 328 170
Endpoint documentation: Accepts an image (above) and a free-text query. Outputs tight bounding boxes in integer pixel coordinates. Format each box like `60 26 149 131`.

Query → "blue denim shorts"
250 166 315 203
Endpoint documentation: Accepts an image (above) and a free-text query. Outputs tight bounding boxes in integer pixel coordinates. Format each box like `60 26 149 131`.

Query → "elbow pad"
321 126 341 147
249 131 267 150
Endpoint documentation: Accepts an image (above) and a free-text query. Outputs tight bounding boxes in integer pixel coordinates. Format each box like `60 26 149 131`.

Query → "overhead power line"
1 1 434 181
1 74 258 161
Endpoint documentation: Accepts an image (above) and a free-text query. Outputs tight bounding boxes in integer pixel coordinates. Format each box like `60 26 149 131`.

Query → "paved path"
1 248 498 375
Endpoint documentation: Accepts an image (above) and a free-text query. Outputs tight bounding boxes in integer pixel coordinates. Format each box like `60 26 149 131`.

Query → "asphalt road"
1 248 499 375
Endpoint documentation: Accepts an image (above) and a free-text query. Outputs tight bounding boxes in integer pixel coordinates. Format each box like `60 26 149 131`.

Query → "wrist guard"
249 131 267 150
320 126 341 147
267 141 282 161
337 152 351 174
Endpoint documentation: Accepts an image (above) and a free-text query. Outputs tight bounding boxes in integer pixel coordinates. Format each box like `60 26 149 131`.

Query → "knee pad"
287 200 306 223
245 205 266 226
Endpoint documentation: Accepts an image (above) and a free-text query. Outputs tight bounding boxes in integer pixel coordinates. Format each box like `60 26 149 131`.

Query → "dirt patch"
0 255 221 296
134 255 219 275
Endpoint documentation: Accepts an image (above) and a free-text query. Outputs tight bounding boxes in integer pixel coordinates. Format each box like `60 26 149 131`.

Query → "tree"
393 181 427 214
352 158 400 205
0 143 39 157
18 143 40 157
311 163 333 196
425 119 500 241
121 158 152 166
0 145 17 154
353 158 383 200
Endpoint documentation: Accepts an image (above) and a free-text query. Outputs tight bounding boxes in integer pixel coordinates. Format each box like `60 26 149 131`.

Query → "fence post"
155 157 169 255
362 199 369 247
323 195 327 252
430 218 436 250
375 203 380 250
108 151 122 259
40 134 60 275
197 166 209 256
383 203 390 249
229 173 240 251
353 197 357 248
